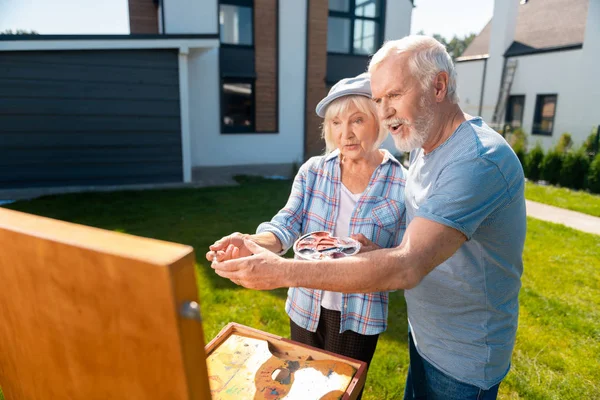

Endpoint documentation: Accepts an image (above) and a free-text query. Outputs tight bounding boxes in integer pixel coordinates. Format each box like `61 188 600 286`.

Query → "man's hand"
351 233 381 253
206 232 252 263
211 239 289 290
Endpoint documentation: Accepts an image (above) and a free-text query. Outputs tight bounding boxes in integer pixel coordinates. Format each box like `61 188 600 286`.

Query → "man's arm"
212 216 466 291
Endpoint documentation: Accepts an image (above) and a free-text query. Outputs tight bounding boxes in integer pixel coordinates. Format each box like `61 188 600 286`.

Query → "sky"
0 0 130 34
0 0 494 39
410 0 494 39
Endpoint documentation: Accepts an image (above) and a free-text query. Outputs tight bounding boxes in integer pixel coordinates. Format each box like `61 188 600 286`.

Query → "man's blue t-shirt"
404 117 526 389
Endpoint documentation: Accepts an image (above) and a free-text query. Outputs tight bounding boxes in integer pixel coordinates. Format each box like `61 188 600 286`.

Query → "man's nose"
378 98 394 121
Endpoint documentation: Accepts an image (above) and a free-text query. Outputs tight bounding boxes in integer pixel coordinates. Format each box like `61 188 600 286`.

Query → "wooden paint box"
205 323 367 400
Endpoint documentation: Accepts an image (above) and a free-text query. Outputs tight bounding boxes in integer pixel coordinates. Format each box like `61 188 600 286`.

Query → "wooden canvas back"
0 208 211 400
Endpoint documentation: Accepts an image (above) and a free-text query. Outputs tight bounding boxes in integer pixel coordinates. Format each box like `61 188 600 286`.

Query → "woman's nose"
341 124 355 139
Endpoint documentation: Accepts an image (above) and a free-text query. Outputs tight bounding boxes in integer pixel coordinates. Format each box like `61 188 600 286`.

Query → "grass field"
2 177 599 399
526 181 600 217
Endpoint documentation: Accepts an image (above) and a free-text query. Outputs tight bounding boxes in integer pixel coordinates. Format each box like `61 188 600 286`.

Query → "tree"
416 31 476 60
583 127 599 157
556 132 573 154
447 34 476 59
432 33 476 60
0 29 39 35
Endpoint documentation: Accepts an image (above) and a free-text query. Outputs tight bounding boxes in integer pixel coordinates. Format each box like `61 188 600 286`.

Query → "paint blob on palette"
206 334 356 399
293 231 361 260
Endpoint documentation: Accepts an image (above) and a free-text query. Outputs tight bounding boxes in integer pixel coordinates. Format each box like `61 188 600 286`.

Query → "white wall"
384 0 412 41
509 50 591 150
378 0 413 156
576 0 600 146
188 0 307 167
481 0 519 123
455 59 486 117
158 4 163 34
164 0 218 34
188 48 220 167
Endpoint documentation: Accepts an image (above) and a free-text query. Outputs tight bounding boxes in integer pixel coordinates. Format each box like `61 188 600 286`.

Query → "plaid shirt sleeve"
256 162 309 254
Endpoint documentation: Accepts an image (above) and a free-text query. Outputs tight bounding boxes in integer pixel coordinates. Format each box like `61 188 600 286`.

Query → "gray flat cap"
315 72 372 118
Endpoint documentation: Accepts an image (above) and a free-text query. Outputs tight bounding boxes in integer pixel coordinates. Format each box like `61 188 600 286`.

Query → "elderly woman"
207 73 407 388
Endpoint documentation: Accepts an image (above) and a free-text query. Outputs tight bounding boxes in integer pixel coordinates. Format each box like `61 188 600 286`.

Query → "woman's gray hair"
321 95 387 154
368 35 459 104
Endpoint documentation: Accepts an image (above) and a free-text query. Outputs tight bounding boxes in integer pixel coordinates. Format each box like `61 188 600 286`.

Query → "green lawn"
526 181 600 217
2 178 599 399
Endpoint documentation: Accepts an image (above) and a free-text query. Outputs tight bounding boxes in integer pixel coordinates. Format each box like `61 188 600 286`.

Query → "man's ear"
433 72 449 102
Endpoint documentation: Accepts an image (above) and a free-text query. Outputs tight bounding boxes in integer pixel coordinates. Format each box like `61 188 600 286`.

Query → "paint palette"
293 231 361 260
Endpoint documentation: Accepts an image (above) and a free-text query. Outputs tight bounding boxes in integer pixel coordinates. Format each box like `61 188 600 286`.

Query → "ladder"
492 59 518 133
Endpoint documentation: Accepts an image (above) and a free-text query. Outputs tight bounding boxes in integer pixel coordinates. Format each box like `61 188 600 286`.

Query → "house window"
532 94 557 135
221 79 255 133
219 0 253 46
505 95 525 130
327 0 384 55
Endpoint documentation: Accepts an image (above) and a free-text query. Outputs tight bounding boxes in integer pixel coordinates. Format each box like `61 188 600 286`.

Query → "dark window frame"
219 0 255 47
221 78 257 134
532 94 558 136
505 94 525 130
327 0 386 56
221 0 252 6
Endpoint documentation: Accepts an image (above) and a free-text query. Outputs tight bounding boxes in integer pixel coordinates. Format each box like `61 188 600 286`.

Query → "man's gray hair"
368 35 459 104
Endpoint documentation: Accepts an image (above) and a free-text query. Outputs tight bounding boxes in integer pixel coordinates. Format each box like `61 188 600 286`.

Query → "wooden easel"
0 208 211 399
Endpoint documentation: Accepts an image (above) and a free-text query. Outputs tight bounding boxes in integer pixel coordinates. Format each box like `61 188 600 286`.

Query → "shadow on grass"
5 178 294 296
383 291 409 344
5 177 410 345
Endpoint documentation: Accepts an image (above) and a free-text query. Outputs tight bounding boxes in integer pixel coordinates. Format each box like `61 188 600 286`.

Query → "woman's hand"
351 233 381 253
212 239 289 289
206 232 253 263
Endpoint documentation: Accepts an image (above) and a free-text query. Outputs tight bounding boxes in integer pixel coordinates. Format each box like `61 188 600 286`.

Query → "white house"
455 0 598 150
0 0 413 191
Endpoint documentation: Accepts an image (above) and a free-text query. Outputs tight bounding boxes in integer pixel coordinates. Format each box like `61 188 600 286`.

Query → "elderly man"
211 35 526 400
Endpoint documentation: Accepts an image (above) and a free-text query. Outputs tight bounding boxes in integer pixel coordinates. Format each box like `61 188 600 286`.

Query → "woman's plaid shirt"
257 149 407 335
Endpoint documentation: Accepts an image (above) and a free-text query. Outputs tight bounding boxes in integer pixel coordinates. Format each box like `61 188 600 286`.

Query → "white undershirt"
321 183 363 311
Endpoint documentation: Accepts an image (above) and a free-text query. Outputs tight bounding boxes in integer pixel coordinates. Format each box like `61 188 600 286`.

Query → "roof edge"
505 43 583 57
457 42 584 62
0 34 219 41
455 54 489 62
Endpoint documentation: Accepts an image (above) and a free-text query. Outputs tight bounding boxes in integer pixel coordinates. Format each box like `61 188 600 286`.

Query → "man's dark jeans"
403 334 501 400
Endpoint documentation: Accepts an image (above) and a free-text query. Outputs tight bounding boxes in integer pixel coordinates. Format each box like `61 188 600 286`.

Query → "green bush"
513 145 526 168
559 148 591 190
556 132 573 154
507 128 527 167
525 143 545 182
540 150 563 185
588 154 600 194
507 128 528 148
583 127 599 156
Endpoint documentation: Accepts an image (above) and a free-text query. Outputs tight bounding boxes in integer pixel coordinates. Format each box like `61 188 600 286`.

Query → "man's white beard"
392 95 435 153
